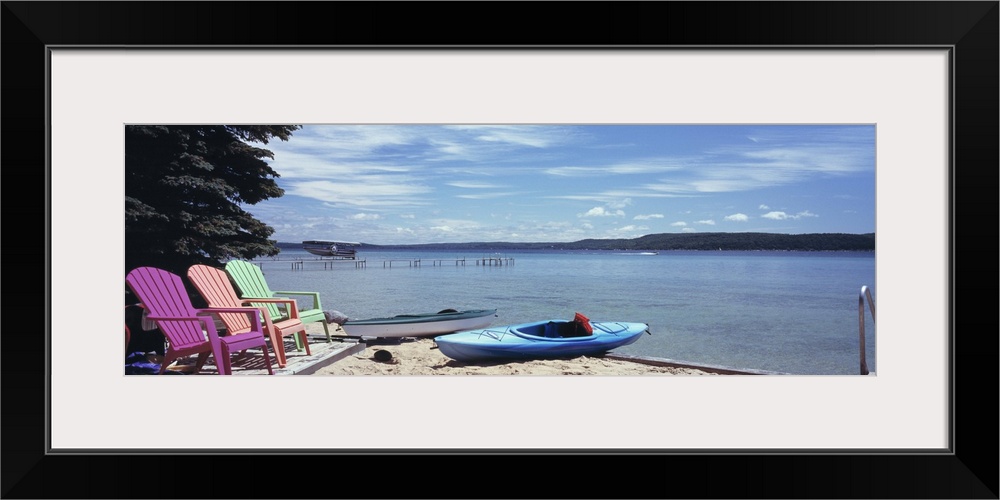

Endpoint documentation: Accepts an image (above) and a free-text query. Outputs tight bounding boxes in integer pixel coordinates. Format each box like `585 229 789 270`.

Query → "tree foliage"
125 125 300 303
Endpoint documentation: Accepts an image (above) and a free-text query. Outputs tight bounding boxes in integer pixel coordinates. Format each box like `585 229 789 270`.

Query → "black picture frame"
5 1 996 498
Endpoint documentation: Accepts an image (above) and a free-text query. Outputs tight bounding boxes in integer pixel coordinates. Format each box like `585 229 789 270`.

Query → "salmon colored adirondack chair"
187 264 310 368
125 267 274 375
224 259 333 342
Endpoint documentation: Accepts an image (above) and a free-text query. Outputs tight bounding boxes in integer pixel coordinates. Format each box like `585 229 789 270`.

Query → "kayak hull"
341 309 497 338
434 319 648 362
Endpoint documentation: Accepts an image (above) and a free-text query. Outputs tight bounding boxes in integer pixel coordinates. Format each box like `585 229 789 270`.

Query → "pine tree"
125 125 300 303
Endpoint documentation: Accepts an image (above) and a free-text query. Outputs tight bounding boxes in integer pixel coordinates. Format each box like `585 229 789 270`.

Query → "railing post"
858 285 876 375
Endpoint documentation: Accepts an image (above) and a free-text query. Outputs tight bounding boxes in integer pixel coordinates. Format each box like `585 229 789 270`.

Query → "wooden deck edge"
604 353 790 375
291 341 366 375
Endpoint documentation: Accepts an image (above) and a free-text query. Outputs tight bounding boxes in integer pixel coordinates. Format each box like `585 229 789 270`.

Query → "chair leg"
159 353 178 374
260 344 275 375
298 328 311 356
322 321 331 342
193 351 211 373
210 342 229 375
219 344 236 375
270 331 287 368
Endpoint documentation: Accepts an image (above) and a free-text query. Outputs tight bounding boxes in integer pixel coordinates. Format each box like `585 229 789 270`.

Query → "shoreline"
310 323 720 376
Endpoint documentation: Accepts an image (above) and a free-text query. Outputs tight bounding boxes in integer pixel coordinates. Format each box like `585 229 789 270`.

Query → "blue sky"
245 124 875 245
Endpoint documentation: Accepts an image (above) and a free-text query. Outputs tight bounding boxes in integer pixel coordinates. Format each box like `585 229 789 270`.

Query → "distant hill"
279 232 875 252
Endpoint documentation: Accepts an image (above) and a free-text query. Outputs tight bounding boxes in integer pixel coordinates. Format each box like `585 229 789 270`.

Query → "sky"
244 124 875 245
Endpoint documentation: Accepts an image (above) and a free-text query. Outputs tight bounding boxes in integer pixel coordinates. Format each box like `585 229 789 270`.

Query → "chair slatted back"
125 267 209 350
186 265 255 335
224 260 283 321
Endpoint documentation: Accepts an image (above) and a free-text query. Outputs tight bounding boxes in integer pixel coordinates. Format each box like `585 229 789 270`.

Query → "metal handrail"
858 285 876 375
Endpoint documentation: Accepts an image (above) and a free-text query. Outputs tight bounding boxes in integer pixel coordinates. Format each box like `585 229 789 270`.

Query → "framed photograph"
9 2 996 498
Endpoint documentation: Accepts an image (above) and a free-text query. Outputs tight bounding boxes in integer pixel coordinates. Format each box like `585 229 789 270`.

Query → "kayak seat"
529 321 591 338
573 313 594 336
545 320 593 338
544 321 561 338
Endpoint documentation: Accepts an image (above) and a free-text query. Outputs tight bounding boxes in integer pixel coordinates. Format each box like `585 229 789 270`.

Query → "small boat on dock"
434 313 650 362
340 308 498 338
302 240 358 259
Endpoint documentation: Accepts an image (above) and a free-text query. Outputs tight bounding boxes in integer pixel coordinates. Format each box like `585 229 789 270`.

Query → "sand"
311 323 717 376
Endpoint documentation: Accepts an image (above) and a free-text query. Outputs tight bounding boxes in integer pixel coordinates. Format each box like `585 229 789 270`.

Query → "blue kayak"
434 315 650 362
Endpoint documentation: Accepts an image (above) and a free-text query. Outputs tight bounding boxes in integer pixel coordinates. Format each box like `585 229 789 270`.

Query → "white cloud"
427 219 482 232
579 207 625 217
762 211 791 220
288 178 432 207
251 124 870 244
607 198 633 209
544 160 683 177
456 192 514 199
762 210 819 220
670 221 687 227
690 179 764 193
450 125 560 148
447 181 501 189
681 227 696 233
543 166 597 177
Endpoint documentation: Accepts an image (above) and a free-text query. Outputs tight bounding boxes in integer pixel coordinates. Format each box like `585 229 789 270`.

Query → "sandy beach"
311 323 717 376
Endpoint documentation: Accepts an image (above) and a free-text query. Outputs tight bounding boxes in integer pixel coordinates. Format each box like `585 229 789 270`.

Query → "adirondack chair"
125 267 274 375
187 264 310 368
224 259 333 343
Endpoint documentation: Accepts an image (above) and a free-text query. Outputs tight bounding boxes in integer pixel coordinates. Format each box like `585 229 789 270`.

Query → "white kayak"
340 308 498 338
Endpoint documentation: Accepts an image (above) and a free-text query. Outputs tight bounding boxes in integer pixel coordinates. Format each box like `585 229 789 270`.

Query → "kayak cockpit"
514 320 594 339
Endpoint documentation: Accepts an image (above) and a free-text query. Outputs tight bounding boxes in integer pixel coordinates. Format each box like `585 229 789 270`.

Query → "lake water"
250 248 877 375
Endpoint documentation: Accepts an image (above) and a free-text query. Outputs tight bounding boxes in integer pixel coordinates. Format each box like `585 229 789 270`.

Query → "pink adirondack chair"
187 264 310 368
125 267 274 375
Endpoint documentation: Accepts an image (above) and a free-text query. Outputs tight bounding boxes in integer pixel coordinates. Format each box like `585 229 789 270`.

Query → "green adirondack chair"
224 260 332 343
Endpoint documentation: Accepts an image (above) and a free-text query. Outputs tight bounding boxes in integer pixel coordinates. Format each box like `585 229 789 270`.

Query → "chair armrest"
145 314 214 328
272 291 322 310
145 313 226 341
237 298 300 319
195 307 266 332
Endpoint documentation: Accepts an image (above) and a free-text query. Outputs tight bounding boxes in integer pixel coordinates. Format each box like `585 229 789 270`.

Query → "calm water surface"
251 249 876 375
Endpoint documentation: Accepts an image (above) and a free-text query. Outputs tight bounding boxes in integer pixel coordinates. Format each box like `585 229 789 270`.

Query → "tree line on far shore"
570 232 875 251
287 232 876 252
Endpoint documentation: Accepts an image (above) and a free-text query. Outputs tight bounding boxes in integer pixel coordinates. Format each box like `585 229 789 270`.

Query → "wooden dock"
254 258 367 271
380 257 515 267
250 255 514 270
475 256 514 266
